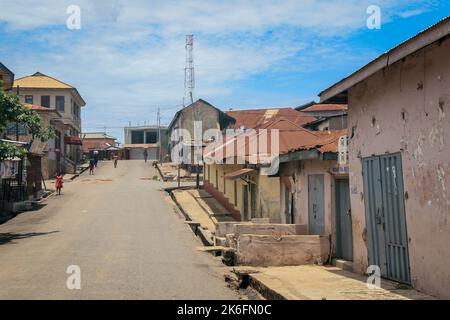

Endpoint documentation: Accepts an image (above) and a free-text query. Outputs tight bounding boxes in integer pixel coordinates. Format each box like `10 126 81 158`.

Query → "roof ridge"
14 72 75 88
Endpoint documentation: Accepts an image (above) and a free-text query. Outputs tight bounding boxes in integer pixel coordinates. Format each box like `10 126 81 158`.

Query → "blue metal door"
335 179 353 261
308 175 325 235
363 153 410 284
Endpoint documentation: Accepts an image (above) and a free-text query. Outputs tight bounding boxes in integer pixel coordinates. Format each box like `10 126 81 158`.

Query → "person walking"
143 149 148 163
113 154 118 168
93 150 99 167
55 173 64 195
89 158 95 175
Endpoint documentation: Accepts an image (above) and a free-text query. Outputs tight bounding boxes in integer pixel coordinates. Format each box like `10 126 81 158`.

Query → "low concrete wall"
216 221 246 237
236 235 330 267
233 224 307 237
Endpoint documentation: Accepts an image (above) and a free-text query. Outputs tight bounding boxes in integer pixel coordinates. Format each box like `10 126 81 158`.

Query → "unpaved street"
0 160 237 299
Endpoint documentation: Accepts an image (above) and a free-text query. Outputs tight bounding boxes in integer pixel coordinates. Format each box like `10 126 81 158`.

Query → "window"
41 95 50 108
131 131 144 144
25 95 33 104
56 96 65 112
40 96 50 108
72 102 80 118
145 131 158 144
6 122 27 135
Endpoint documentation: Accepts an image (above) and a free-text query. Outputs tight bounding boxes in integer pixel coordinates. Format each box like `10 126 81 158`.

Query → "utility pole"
15 85 22 194
15 85 20 141
157 107 162 162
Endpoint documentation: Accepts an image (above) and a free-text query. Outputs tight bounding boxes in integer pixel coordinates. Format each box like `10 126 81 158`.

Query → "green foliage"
0 82 56 160
0 142 27 159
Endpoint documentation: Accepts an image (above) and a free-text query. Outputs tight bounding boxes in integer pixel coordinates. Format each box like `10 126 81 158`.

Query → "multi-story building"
123 125 168 161
12 72 86 172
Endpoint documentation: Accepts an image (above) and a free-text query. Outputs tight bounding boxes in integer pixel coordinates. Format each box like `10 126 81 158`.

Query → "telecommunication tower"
184 35 195 106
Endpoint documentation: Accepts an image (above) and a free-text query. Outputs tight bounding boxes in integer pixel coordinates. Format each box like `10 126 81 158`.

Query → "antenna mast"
184 35 195 106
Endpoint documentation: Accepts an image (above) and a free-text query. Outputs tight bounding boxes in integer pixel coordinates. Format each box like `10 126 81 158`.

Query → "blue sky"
0 0 449 143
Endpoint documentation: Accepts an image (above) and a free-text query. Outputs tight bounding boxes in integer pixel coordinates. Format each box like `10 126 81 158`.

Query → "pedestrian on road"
114 154 118 168
93 150 99 167
89 158 95 175
55 173 64 195
143 149 148 163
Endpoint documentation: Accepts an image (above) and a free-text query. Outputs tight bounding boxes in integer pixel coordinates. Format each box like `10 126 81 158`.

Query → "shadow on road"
0 231 60 245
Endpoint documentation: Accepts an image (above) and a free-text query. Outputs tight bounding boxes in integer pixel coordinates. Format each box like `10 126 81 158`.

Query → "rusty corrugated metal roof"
302 104 348 112
226 108 316 129
203 121 347 164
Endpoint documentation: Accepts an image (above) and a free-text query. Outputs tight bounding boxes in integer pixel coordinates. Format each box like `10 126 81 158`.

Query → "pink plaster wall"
348 37 450 298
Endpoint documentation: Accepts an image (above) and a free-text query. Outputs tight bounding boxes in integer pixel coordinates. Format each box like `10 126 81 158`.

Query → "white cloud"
0 0 436 142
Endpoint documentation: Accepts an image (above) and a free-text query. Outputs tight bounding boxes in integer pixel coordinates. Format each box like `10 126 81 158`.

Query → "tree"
0 82 55 160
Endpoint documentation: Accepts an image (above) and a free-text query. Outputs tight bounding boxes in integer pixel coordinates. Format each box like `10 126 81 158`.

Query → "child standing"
55 173 64 195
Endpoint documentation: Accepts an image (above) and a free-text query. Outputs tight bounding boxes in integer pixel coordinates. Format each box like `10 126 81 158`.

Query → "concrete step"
332 258 354 272
214 236 227 247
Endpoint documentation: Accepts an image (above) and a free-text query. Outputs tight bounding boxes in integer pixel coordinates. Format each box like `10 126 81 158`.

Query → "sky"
0 0 449 143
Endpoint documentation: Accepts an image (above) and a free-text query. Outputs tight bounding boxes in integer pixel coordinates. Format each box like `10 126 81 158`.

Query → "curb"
153 162 168 182
247 275 288 300
232 269 288 300
165 187 214 246
70 166 89 181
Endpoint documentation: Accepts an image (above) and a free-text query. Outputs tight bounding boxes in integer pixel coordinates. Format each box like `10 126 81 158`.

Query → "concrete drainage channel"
165 187 215 247
165 187 272 300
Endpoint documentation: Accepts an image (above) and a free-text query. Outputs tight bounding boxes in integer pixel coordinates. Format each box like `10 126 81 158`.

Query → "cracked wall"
348 36 450 298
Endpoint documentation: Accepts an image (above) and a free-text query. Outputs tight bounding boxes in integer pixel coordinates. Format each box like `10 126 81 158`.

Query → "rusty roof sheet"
224 168 255 180
204 125 347 164
301 104 348 112
226 108 316 129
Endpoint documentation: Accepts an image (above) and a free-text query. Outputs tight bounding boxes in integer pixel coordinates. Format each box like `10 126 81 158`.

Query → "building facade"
168 99 235 168
81 132 118 159
12 72 86 172
123 125 168 161
319 16 450 298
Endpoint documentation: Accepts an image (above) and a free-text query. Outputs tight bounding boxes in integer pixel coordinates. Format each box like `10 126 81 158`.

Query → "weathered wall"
236 234 330 266
348 37 450 298
294 160 337 236
204 162 282 222
18 89 82 132
256 173 281 221
233 223 308 236
204 163 244 221
179 101 220 140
